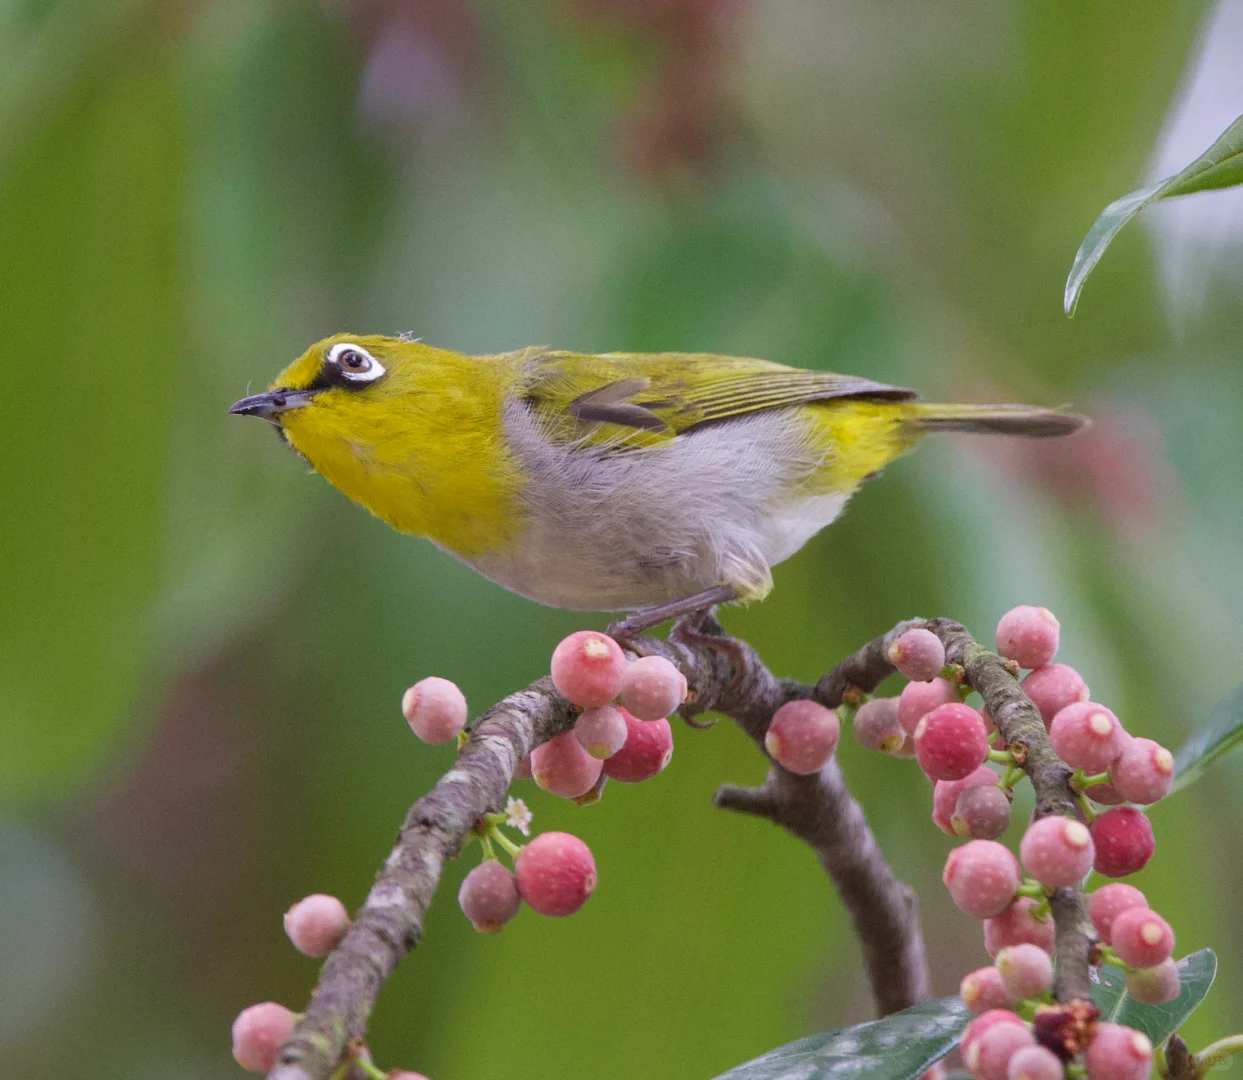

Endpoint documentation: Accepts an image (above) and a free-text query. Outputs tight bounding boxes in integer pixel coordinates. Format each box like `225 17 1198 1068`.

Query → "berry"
1110 907 1174 968
1007 1045 1065 1080
574 705 629 759
1019 816 1094 887
963 1009 1026 1056
915 703 990 781
283 894 350 957
1125 958 1181 1004
602 710 673 782
1083 780 1126 805
1085 1023 1152 1080
514 831 597 916
765 700 841 774
1090 807 1154 878
961 966 1014 1014
995 607 1061 670
1048 702 1124 773
550 631 626 708
531 730 604 798
458 860 522 932
953 784 1013 840
1110 738 1175 804
996 943 1053 1000
1087 883 1147 944
1020 664 1089 727
932 765 1001 835
402 677 468 744
853 697 905 753
984 897 1056 957
898 677 958 735
390 1074 433 1080
620 655 687 720
966 1020 1035 1080
888 628 947 682
232 1002 296 1074
943 840 1021 918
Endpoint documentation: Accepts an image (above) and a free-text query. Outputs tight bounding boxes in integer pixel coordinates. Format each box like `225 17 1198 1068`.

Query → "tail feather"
904 403 1087 438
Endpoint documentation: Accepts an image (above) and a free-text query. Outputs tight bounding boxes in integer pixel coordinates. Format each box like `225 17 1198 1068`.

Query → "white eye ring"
326 342 386 383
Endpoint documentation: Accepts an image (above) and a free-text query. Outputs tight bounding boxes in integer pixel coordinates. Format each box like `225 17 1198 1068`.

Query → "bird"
230 335 1084 638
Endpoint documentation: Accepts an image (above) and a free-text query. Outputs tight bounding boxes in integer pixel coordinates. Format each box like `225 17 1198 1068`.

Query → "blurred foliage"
4 1 1243 1078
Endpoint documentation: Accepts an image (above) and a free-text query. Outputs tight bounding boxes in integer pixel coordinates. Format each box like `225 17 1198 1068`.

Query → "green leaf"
1065 112 1243 315
710 997 969 1080
1093 950 1217 1043
1171 684 1243 794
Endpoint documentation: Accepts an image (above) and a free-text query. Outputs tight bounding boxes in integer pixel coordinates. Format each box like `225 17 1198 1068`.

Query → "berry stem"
1016 879 1047 900
1070 768 1110 792
1192 1034 1243 1078
987 748 1016 764
488 826 522 860
1098 947 1132 972
355 1058 388 1080
479 833 497 861
999 763 1026 790
1073 790 1098 823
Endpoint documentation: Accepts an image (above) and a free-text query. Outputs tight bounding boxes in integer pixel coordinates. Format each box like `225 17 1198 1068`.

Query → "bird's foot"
607 585 738 646
668 608 750 702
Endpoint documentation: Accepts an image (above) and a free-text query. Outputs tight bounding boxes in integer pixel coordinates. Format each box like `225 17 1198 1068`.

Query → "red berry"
283 894 350 957
963 1009 1026 1056
1090 807 1154 878
1085 1023 1152 1080
933 765 1001 834
1019 816 1094 887
953 784 1013 840
765 700 841 774
888 628 947 682
1124 958 1180 1004
996 943 1053 1000
232 1002 295 1073
514 831 597 917
1110 738 1174 804
402 677 468 744
1006 1045 1064 1080
853 697 905 753
1083 780 1126 805
966 1020 1035 1080
1048 702 1124 773
898 677 958 735
1087 884 1147 944
915 703 990 781
531 730 604 798
943 840 1021 918
1110 907 1174 968
619 655 687 720
574 705 629 759
550 631 626 708
961 966 1014 1014
602 710 673 782
995 607 1060 670
458 860 522 932
1021 664 1090 727
984 897 1056 957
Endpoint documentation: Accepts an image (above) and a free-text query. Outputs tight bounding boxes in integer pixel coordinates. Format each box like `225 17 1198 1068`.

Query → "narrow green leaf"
1093 950 1217 1043
710 997 969 1080
1171 684 1243 794
1065 113 1243 315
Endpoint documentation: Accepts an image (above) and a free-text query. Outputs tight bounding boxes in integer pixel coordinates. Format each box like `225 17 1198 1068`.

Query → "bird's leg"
607 585 738 644
668 607 750 699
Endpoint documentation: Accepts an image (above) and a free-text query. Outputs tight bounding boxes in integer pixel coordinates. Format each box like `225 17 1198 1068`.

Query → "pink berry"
550 631 627 708
1019 815 1094 887
1088 884 1148 944
283 894 350 957
1085 1023 1153 1080
402 677 468 744
1048 702 1124 773
1110 738 1175 804
967 1020 1035 1080
458 860 522 932
961 966 1014 1014
514 754 533 780
765 699 841 774
853 697 905 753
389 1074 433 1080
1110 907 1174 967
888 628 947 682
1020 664 1089 727
1090 807 1154 878
995 607 1061 670
1125 958 1181 1004
1083 780 1126 805
1007 1045 1065 1080
619 655 687 720
530 730 604 798
514 831 597 917
984 897 1056 957
602 710 673 782
915 703 990 781
995 943 1053 1000
232 1002 296 1073
953 784 1013 840
933 765 1001 835
962 1009 1026 1056
898 677 958 735
574 705 629 759
943 840 1021 918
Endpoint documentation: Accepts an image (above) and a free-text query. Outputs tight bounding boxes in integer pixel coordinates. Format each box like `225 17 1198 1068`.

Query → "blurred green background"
6 1 1243 1076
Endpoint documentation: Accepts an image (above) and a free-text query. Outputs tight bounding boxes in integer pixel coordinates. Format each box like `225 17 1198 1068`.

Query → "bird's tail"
903 402 1087 438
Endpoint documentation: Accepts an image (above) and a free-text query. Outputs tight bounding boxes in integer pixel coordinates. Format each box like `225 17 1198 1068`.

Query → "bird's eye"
326 342 386 384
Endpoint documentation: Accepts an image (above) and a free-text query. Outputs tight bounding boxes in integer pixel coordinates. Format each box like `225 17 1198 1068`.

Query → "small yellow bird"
231 336 1083 636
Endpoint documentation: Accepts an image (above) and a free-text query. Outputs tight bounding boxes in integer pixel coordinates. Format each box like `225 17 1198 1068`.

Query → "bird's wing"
516 350 916 449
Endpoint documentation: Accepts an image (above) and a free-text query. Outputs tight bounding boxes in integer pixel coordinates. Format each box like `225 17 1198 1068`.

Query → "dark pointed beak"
228 388 318 421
